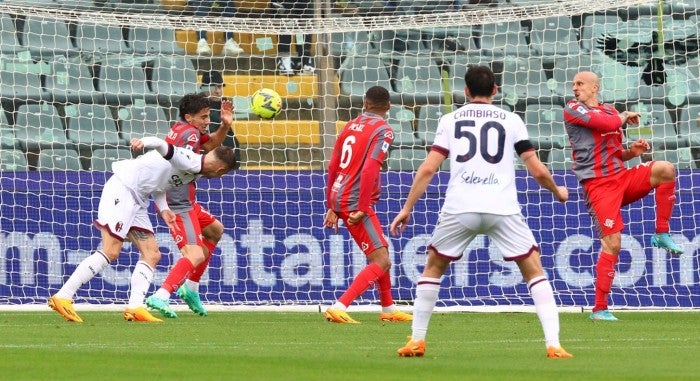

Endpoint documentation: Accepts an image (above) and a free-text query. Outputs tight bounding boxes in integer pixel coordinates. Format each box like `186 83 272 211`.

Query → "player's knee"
140 249 161 268
654 160 676 182
202 220 224 242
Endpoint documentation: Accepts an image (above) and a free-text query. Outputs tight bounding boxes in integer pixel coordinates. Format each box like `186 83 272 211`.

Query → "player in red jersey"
146 93 235 318
322 86 412 324
564 71 683 322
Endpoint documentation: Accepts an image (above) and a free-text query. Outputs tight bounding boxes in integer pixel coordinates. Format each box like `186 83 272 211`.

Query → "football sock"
56 250 109 299
412 277 440 341
377 269 395 308
128 261 154 308
528 276 561 348
655 181 675 233
338 262 384 307
159 257 195 296
593 252 618 312
331 301 347 311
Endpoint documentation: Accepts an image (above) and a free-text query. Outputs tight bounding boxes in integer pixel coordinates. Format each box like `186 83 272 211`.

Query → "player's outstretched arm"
521 150 568 203
391 151 444 235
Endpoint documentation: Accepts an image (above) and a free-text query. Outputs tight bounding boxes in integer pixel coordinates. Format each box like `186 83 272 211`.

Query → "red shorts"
581 161 654 237
337 209 388 255
170 202 218 249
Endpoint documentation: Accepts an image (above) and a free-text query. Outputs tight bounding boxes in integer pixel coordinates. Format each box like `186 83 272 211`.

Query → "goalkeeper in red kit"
564 71 683 322
322 86 412 324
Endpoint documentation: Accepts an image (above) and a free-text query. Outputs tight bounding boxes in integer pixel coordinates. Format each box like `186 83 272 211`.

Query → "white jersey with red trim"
432 102 529 215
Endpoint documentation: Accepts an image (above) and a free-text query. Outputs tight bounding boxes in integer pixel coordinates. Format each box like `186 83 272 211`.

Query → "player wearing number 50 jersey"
391 65 572 359
322 86 413 324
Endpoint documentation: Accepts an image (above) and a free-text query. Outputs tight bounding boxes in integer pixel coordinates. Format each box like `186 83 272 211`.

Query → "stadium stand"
117 102 171 143
386 147 428 171
14 103 73 152
628 102 682 150
21 16 76 58
530 16 580 57
89 148 133 171
45 56 103 104
394 56 444 105
65 103 123 155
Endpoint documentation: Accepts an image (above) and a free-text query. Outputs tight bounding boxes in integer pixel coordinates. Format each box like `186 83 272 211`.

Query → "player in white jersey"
390 65 572 359
48 137 237 323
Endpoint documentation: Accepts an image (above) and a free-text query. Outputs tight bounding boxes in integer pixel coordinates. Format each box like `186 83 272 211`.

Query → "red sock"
162 258 195 293
593 252 618 312
377 270 394 307
655 182 675 233
338 262 384 307
189 240 216 282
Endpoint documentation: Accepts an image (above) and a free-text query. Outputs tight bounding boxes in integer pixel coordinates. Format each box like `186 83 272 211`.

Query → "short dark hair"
212 145 240 171
364 86 390 107
179 93 211 119
464 65 495 98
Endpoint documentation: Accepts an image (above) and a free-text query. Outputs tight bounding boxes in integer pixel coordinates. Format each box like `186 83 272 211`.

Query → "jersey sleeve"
367 124 393 163
169 146 203 173
564 100 621 132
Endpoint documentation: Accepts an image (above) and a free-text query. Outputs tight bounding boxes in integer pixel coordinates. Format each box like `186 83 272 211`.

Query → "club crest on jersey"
384 130 394 140
361 242 369 252
604 218 615 229
115 222 123 232
187 135 198 143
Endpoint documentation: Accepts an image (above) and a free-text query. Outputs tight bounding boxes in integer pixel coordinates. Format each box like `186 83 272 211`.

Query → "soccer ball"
250 88 283 119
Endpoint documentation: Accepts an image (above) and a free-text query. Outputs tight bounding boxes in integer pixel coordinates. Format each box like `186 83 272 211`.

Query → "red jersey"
164 121 211 212
327 112 394 213
563 99 625 182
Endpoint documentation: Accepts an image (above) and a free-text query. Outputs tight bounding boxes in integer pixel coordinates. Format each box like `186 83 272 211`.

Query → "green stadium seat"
118 103 171 143
45 56 103 104
677 102 700 148
0 149 28 171
394 56 443 105
37 148 84 171
478 21 530 57
386 148 428 171
22 16 76 58
128 27 186 55
387 105 421 148
149 55 200 107
416 104 455 146
338 56 397 104
75 22 131 54
530 16 580 57
90 148 133 171
14 103 74 151
65 103 123 151
628 102 682 150
0 13 22 55
523 103 568 150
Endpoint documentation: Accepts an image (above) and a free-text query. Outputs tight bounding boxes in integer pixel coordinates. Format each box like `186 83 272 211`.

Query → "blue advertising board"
0 170 698 308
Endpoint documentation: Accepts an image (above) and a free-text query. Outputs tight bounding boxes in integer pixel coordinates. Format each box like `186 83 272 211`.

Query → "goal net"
0 0 697 311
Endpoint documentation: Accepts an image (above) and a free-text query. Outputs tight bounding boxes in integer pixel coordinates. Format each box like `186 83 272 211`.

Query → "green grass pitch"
0 311 698 381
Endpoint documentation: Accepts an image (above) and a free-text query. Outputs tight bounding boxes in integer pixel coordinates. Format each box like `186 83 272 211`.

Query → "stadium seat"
394 56 443 105
446 53 494 104
652 147 695 169
230 120 320 145
149 55 200 107
0 149 28 171
551 54 593 101
530 16 580 57
500 57 558 107
118 103 171 142
0 13 22 55
90 148 133 171
547 147 573 171
523 103 568 150
478 21 530 57
98 60 155 105
675 103 700 148
128 27 186 55
416 104 455 145
580 14 622 53
338 56 397 104
628 102 682 150
0 107 16 149
65 103 123 152
45 56 103 104
0 60 48 103
14 103 74 151
36 148 84 171
386 148 428 171
21 16 76 58
75 22 131 54
387 105 420 148
590 52 641 103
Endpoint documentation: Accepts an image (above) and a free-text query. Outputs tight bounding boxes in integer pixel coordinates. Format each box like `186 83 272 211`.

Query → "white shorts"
94 176 154 241
428 212 538 261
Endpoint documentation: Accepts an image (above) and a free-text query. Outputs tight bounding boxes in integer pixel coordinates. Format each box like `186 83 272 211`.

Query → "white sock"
55 251 109 299
184 279 199 293
412 277 441 341
528 276 561 348
154 288 170 300
331 301 347 311
382 304 397 314
128 261 154 308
